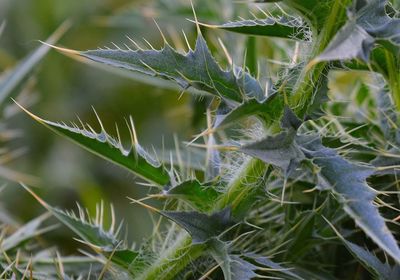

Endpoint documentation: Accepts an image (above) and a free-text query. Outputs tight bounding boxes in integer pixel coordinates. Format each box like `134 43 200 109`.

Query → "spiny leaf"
250 254 303 279
371 147 400 176
0 20 70 108
209 239 303 280
327 217 398 279
214 92 283 129
21 184 140 272
314 0 400 63
165 180 220 211
315 22 375 62
161 207 235 244
201 16 309 41
255 0 336 31
239 108 400 263
209 240 257 280
239 107 304 176
342 240 395 279
17 105 170 186
72 34 265 103
298 134 400 263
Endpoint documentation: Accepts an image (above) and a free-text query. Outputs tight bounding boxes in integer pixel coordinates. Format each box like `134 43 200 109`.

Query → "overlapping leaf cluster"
14 0 400 279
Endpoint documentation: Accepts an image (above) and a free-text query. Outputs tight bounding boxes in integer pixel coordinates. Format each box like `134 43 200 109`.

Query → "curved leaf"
214 92 283 129
342 240 394 279
21 184 139 272
239 107 304 176
239 108 400 263
314 0 400 63
73 35 265 103
161 208 234 244
165 180 220 211
18 105 170 186
298 134 400 263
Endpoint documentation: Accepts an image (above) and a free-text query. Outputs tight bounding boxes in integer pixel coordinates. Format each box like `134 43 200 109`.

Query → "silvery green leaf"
77 35 265 103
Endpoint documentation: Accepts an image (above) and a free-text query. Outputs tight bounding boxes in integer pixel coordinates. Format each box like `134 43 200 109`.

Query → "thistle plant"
14 0 400 279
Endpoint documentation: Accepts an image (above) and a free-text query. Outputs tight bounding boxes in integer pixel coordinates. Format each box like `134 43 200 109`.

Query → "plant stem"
136 234 205 280
384 50 400 111
291 0 350 116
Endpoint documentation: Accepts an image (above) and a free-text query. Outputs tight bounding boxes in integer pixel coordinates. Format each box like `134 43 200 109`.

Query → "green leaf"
209 239 303 280
305 74 329 119
165 180 220 211
314 0 400 63
214 92 284 129
18 106 170 186
74 34 265 103
21 184 139 272
342 240 394 279
209 240 258 280
298 134 400 263
255 0 336 31
315 22 375 62
0 21 70 108
161 208 235 244
239 107 304 176
245 36 257 76
202 16 309 41
239 108 400 263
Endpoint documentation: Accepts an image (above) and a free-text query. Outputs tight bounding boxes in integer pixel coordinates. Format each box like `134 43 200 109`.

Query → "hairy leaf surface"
203 16 309 40
255 0 336 31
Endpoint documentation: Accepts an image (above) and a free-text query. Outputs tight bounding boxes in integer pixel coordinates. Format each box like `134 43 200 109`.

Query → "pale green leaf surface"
298 134 400 263
239 107 304 176
77 35 265 103
240 108 400 263
315 0 400 63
